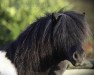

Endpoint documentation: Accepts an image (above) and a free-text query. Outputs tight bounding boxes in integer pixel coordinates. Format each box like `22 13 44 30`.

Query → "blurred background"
0 0 94 58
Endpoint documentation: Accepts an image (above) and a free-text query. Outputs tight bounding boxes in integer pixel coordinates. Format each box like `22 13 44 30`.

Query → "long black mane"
6 11 90 75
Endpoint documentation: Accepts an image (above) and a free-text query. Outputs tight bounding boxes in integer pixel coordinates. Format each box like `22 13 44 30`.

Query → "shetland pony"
5 11 91 75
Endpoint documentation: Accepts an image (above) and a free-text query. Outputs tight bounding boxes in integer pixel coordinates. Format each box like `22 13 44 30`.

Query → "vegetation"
0 0 72 46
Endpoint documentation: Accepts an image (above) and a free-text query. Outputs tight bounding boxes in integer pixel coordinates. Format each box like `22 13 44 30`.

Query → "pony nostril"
73 52 78 61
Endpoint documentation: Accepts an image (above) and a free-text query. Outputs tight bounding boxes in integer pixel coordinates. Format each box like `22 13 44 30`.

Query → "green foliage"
0 0 72 46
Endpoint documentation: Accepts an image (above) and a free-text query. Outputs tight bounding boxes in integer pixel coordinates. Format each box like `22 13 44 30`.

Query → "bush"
0 0 72 46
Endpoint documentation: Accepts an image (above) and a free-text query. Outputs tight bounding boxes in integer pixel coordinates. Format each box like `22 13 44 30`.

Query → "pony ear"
52 13 62 24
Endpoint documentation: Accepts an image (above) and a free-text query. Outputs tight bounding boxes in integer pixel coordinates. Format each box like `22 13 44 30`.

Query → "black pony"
5 11 91 75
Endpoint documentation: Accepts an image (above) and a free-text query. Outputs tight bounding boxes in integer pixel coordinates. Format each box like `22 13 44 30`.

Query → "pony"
4 11 91 75
0 51 17 75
